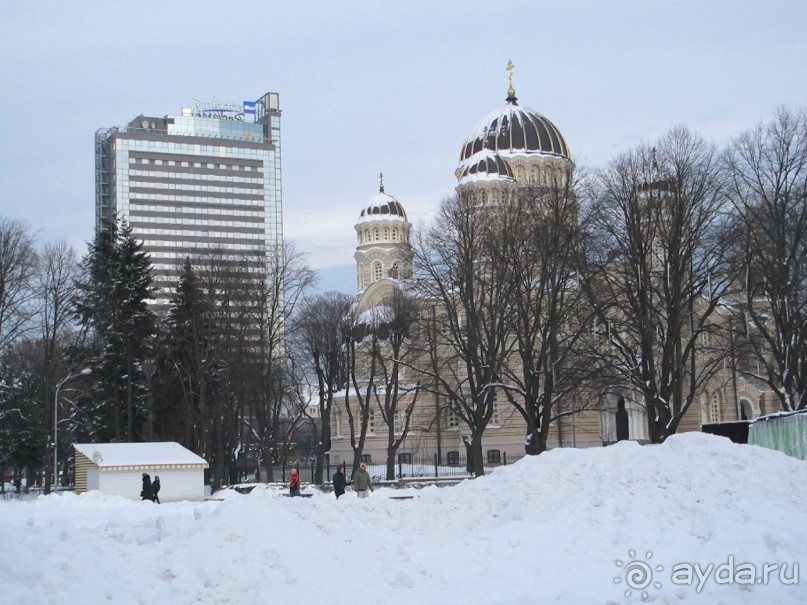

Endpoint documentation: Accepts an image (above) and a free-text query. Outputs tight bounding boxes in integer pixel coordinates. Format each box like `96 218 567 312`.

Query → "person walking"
141 472 153 502
332 464 347 499
151 475 161 504
289 469 302 497
353 463 373 498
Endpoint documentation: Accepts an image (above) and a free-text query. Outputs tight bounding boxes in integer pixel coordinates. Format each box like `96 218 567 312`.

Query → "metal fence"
385 452 525 480
271 452 525 485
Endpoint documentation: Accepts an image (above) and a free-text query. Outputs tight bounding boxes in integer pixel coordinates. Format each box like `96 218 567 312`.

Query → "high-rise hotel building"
95 92 282 307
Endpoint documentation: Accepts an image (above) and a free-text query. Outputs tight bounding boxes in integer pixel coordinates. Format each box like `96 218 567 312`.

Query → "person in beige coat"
353 463 373 498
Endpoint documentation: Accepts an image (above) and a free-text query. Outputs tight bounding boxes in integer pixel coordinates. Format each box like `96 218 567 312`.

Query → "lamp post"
53 368 92 490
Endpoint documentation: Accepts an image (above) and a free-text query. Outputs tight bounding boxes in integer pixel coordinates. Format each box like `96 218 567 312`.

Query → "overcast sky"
1 1 805 291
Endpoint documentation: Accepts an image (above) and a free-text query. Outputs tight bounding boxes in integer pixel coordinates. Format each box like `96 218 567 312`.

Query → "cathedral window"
384 228 389 240
393 410 403 434
374 229 380 241
710 391 721 423
447 406 460 429
365 408 375 434
373 261 383 282
491 393 500 426
392 229 397 241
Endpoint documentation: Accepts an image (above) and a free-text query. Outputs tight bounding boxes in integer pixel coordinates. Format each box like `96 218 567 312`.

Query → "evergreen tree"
76 220 156 442
155 257 217 454
0 361 44 486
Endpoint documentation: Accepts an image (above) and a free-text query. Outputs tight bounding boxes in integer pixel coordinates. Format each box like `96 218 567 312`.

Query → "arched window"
374 229 380 241
390 262 400 278
359 265 366 290
373 261 383 282
383 228 389 240
391 229 397 242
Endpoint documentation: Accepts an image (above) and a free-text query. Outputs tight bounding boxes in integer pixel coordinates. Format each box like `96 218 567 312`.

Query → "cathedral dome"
459 94 570 163
358 179 408 224
457 148 515 185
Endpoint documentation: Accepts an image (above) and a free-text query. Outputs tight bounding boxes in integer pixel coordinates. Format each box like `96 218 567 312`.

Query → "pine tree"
76 220 156 442
0 361 44 486
156 257 217 455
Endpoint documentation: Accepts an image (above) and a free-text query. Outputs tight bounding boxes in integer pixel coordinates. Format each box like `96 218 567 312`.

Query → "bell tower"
354 174 413 294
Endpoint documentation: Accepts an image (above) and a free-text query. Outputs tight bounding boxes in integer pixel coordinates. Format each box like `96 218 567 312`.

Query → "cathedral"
327 65 771 468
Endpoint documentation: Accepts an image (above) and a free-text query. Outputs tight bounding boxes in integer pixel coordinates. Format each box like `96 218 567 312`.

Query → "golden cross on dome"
506 60 515 97
379 172 385 193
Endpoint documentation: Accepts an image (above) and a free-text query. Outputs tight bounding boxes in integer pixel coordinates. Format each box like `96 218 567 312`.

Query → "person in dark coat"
616 398 630 442
332 464 347 499
151 475 161 504
141 472 153 501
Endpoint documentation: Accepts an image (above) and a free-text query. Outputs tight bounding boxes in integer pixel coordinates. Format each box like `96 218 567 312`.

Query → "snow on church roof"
357 175 409 224
457 148 516 185
73 442 208 468
459 97 570 163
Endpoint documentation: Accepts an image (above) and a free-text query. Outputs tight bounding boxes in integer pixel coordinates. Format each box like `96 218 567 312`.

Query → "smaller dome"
457 149 515 185
358 179 408 223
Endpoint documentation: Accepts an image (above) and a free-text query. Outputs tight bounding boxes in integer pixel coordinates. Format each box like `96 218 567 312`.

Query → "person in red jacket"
289 469 301 497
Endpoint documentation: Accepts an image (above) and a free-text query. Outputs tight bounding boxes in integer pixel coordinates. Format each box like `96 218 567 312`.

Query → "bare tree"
412 194 517 475
36 241 80 493
292 291 352 483
0 218 38 354
342 315 378 477
192 248 261 489
351 290 422 479
250 241 315 481
724 107 807 411
581 126 729 442
498 170 594 454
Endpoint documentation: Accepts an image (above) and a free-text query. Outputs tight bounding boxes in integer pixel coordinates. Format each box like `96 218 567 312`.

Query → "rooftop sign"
190 97 258 122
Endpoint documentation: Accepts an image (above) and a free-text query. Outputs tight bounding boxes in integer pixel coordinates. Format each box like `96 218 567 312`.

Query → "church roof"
459 94 570 163
457 148 516 185
357 177 409 224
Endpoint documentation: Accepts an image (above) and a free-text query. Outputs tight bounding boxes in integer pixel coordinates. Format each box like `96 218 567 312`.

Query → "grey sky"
1 1 805 288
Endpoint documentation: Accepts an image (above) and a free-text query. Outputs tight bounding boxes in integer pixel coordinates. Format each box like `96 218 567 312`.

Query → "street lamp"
53 368 92 490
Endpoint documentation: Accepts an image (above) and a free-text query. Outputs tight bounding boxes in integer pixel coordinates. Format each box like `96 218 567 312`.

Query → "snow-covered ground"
1 433 805 604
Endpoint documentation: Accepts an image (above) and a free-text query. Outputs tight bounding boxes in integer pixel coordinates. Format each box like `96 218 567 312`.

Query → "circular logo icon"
614 549 663 600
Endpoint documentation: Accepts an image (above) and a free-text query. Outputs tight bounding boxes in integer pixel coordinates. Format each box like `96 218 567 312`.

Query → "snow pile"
1 433 805 604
